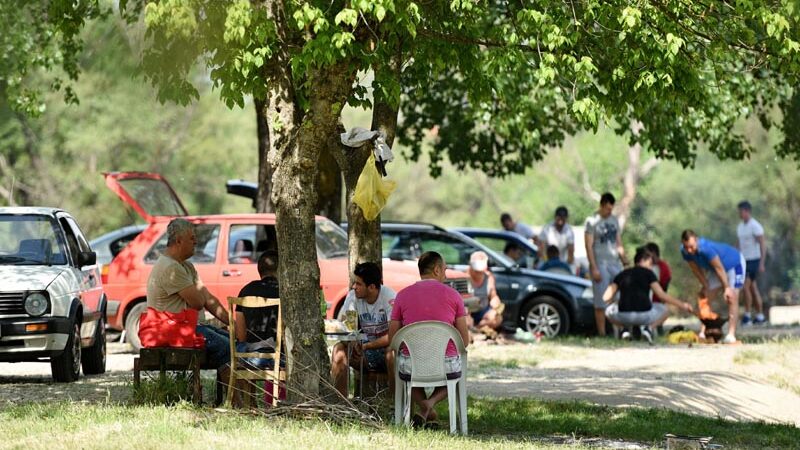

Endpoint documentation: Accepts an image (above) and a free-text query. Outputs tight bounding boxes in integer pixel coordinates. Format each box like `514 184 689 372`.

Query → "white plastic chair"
390 321 468 435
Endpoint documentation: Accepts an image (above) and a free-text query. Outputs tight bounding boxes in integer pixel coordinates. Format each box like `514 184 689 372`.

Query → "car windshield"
0 215 68 265
316 219 348 259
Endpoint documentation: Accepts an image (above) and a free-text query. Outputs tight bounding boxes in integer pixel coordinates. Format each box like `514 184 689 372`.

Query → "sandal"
411 413 427 428
423 420 441 430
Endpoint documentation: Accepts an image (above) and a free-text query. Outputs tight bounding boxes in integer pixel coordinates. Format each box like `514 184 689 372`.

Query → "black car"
452 227 541 269
346 222 596 337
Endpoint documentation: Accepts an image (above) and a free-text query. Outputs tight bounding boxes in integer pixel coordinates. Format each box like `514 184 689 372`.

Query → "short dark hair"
504 242 522 254
681 229 697 241
546 245 560 259
353 262 382 289
500 213 512 222
600 192 616 206
738 200 752 211
418 251 444 276
555 206 568 218
257 250 279 278
634 246 654 264
644 242 660 258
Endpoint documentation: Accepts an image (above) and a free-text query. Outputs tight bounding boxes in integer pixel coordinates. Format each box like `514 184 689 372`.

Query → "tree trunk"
331 99 399 277
316 146 343 221
259 0 353 401
254 97 273 213
616 121 658 231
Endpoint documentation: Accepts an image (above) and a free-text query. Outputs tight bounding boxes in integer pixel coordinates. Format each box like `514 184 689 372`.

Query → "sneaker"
753 313 767 325
621 330 632 341
640 326 654 345
722 334 737 344
741 313 752 326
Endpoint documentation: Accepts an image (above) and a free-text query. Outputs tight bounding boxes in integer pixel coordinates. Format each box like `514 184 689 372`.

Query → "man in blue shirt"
680 230 746 344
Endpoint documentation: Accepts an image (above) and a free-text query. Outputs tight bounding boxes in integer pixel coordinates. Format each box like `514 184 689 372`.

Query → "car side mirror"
78 251 96 267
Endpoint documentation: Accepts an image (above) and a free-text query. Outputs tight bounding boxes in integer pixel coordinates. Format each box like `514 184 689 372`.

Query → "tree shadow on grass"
462 397 800 449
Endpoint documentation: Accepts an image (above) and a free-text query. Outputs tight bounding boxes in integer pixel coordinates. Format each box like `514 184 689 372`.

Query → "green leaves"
334 8 358 27
619 6 642 30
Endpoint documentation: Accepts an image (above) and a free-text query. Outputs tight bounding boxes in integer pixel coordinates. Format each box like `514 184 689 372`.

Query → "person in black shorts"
603 247 693 343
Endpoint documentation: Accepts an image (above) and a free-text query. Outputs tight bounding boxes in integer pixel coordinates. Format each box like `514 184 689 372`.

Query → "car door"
57 215 102 338
216 221 270 301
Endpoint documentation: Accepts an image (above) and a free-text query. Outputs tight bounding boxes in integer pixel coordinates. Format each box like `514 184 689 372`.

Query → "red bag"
138 307 205 349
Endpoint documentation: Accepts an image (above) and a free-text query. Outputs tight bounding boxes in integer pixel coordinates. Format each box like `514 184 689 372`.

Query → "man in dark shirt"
235 250 280 368
603 246 693 343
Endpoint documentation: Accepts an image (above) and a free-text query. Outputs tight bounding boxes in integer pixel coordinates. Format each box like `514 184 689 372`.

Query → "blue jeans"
197 324 230 369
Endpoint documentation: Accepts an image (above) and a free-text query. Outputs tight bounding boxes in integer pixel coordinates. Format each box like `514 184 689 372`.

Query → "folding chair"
225 296 286 408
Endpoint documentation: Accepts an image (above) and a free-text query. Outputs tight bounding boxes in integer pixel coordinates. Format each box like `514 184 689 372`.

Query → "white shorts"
605 303 668 326
705 254 746 291
592 261 623 309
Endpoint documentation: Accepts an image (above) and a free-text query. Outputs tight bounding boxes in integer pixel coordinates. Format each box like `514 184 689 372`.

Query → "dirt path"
469 342 800 427
0 342 135 406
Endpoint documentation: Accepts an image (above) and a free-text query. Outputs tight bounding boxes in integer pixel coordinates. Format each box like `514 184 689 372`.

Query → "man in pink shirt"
388 251 470 428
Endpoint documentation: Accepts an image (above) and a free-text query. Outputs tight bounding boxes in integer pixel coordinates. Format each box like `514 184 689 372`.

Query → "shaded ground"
0 341 134 406
2 329 799 431
469 330 800 428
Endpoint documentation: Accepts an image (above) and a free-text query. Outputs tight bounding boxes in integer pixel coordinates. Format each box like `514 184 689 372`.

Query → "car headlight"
24 292 49 317
580 286 594 300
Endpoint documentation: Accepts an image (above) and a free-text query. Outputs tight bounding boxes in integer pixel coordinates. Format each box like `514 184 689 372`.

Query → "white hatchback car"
0 207 107 382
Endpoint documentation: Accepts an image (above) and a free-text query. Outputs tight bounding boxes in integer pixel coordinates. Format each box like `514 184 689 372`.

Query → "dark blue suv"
372 223 596 337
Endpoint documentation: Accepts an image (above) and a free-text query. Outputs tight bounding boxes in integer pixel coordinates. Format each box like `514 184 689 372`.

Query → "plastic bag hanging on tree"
352 153 397 221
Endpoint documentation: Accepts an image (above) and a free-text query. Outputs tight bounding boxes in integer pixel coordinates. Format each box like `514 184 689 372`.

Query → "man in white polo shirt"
736 201 767 325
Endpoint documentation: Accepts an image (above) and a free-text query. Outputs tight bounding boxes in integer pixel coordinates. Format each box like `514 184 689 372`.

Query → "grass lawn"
1 397 797 450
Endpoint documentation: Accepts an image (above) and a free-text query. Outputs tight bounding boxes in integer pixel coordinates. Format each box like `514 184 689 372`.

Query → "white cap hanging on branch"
340 127 397 221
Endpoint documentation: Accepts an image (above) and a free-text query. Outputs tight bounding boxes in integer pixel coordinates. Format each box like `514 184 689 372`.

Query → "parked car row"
0 170 602 382
97 172 476 351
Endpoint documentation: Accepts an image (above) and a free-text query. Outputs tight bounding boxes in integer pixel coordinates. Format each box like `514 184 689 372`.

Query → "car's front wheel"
51 321 81 382
521 296 570 337
124 301 147 352
81 317 106 375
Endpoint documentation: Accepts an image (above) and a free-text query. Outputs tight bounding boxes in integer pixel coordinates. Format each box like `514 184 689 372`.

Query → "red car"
100 172 472 349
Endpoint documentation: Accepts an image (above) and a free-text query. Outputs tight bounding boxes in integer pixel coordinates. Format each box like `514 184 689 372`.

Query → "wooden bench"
133 347 211 404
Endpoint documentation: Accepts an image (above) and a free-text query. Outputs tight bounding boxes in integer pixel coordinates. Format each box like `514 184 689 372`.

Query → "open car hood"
104 172 188 222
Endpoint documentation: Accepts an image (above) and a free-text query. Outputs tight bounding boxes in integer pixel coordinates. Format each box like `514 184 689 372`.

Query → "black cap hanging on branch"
340 127 397 221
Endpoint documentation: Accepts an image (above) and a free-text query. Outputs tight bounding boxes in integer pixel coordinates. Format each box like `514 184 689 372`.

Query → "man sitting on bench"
141 218 230 371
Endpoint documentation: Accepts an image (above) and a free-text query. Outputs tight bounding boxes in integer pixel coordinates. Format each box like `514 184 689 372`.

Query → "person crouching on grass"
603 246 693 344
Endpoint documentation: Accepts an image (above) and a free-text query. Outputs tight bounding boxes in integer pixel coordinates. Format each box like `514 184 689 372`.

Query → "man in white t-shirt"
331 262 396 396
535 206 575 265
501 212 535 240
737 201 767 325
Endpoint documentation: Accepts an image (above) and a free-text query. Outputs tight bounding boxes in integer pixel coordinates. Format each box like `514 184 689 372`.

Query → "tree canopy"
399 1 800 175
